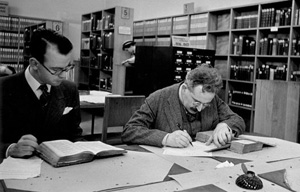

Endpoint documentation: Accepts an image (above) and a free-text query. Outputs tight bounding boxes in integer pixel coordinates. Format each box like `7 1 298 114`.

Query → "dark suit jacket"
0 72 82 158
122 83 245 147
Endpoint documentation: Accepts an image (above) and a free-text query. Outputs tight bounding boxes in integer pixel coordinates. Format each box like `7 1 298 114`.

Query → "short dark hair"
185 65 223 93
122 40 136 51
30 28 73 64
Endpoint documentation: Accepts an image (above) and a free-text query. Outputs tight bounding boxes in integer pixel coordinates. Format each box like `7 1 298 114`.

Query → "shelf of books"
0 15 62 73
79 6 134 95
133 0 300 133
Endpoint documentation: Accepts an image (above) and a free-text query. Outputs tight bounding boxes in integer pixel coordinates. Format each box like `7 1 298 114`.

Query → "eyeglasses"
39 62 75 76
188 89 211 108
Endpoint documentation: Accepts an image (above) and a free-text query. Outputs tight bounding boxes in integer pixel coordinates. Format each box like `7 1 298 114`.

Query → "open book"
37 140 127 167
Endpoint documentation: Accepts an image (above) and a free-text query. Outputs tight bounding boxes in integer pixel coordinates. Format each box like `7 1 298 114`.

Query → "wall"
8 0 278 60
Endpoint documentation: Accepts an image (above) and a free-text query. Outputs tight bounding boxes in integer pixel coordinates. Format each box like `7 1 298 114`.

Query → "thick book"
37 140 127 167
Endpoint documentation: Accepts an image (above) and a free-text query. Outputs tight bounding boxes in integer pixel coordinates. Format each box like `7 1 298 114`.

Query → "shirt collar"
25 66 51 94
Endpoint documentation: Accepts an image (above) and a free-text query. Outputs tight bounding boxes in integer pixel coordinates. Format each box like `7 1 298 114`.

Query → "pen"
176 123 194 147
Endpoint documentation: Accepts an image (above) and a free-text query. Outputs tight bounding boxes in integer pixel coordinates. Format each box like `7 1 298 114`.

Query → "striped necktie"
39 84 50 107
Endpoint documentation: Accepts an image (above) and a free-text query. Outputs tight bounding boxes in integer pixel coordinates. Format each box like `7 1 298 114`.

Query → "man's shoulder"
147 83 180 101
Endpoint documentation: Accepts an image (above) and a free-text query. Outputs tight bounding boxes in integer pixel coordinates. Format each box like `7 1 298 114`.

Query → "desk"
79 91 113 135
2 136 300 192
80 101 104 135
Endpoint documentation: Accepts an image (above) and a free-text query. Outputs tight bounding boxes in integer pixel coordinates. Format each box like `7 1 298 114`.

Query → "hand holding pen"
164 123 194 148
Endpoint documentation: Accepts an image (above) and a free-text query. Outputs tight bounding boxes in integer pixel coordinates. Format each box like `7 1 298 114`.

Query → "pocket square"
63 107 73 115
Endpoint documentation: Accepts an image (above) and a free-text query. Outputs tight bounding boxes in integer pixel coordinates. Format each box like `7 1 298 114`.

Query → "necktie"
39 84 50 107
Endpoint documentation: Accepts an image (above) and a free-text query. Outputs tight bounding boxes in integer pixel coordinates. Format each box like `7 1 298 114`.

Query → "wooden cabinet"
133 0 300 133
254 80 300 142
78 6 134 95
0 15 62 73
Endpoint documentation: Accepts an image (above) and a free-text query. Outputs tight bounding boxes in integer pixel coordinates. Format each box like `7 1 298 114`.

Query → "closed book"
37 140 127 167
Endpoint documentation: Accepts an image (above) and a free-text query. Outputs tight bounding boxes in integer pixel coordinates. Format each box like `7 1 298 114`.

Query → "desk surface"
2 137 300 192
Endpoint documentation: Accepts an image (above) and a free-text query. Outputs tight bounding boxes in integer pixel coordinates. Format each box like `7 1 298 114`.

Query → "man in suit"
0 28 82 159
122 65 245 148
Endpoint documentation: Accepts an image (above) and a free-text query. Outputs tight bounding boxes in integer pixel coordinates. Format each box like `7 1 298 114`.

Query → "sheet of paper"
141 145 220 172
0 156 42 179
163 141 215 156
169 161 291 191
284 168 300 191
80 91 120 104
5 151 174 192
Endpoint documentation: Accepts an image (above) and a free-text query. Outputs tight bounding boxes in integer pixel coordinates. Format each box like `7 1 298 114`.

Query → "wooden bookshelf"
78 6 134 95
133 0 300 135
0 15 61 73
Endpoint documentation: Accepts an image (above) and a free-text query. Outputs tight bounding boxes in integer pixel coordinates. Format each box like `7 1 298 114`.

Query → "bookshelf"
0 15 62 73
78 6 134 95
133 0 300 133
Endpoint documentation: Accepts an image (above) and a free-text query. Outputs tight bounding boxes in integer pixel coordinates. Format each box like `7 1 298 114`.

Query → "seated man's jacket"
0 71 82 158
122 83 245 147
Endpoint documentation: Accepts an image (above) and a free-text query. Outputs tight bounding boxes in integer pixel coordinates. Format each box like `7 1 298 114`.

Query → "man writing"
122 65 245 147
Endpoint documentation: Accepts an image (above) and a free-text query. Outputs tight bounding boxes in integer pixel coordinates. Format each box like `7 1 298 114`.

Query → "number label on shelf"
270 27 278 32
52 22 63 34
121 7 130 19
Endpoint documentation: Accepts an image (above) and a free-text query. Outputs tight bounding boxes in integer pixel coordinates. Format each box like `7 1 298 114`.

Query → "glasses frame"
188 88 212 108
39 62 75 76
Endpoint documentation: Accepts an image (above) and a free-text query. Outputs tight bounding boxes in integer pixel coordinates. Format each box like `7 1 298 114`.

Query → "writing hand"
8 134 39 158
206 123 233 147
166 130 193 148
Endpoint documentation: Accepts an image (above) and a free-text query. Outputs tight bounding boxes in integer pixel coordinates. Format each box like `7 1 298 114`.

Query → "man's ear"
182 83 189 90
29 58 39 70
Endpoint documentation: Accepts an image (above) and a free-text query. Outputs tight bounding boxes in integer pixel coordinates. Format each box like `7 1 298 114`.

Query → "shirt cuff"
6 143 16 158
162 133 170 146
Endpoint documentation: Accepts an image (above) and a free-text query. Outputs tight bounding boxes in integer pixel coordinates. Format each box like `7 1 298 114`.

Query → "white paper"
163 141 213 156
0 156 42 179
284 168 300 191
79 90 113 104
5 151 174 192
170 161 291 191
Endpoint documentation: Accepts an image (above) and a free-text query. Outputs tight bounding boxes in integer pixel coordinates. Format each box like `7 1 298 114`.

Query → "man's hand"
166 130 192 148
8 135 38 158
206 123 233 147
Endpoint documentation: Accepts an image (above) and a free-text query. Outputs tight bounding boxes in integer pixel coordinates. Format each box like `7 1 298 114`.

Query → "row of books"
291 37 300 56
0 32 24 47
256 64 287 80
228 90 253 108
232 36 256 55
134 14 208 36
144 20 157 36
0 63 23 73
0 16 19 31
294 8 300 25
260 8 291 27
0 48 23 62
234 14 258 29
230 64 254 81
190 13 208 33
99 77 112 90
291 71 300 81
82 15 115 32
190 35 206 49
259 37 289 55
156 37 171 46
